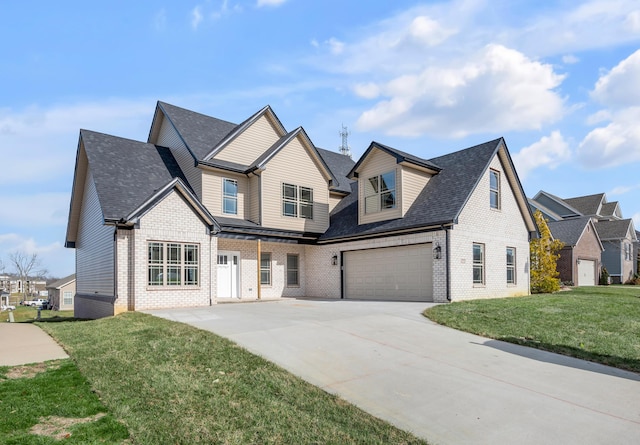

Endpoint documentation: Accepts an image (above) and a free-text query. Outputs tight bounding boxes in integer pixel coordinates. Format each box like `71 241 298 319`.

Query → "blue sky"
1 0 639 278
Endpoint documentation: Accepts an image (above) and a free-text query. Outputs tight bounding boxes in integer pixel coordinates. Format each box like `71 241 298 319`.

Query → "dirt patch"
30 413 107 440
5 360 62 379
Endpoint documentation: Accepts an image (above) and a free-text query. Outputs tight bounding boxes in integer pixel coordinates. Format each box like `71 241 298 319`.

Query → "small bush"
624 274 640 285
599 267 610 285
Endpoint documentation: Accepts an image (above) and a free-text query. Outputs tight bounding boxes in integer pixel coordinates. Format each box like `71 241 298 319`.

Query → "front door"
217 251 240 298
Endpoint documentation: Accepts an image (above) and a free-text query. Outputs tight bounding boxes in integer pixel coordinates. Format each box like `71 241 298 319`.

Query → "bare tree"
9 251 46 300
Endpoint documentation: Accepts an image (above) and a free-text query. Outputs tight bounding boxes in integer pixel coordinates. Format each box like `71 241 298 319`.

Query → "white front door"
217 251 240 298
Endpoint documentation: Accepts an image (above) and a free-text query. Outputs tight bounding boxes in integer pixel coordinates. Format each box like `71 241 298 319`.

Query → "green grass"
424 286 640 373
1 306 74 323
39 312 426 444
0 360 129 444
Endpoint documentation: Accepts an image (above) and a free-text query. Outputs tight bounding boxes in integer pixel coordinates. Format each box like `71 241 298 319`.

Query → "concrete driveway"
146 299 640 445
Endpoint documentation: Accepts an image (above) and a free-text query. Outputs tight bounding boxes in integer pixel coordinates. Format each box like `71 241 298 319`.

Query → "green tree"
530 210 564 294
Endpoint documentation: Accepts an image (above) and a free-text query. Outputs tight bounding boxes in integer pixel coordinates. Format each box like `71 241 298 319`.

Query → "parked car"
1 304 16 311
26 298 48 307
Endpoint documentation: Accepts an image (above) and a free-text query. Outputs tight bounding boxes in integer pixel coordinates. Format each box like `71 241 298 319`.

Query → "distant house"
65 101 537 319
46 274 76 311
530 191 637 284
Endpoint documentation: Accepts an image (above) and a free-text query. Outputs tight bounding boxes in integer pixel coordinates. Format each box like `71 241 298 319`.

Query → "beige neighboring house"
65 101 538 319
46 274 76 311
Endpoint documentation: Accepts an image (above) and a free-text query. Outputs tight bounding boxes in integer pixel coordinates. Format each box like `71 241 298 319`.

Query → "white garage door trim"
343 243 433 302
577 259 596 286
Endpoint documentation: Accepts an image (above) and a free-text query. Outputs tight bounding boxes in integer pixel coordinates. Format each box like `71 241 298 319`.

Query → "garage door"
344 244 433 301
577 259 596 286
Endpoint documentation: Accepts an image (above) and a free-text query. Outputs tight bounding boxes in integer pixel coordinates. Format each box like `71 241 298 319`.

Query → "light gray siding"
601 241 621 276
357 149 402 225
157 115 202 198
76 170 115 298
213 114 282 165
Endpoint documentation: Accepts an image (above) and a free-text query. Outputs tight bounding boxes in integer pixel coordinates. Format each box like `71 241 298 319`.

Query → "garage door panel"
577 259 596 286
344 244 433 302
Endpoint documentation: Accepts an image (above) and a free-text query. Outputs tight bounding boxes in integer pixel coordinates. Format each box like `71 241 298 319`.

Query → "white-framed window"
490 169 500 209
286 254 299 287
260 252 271 286
148 242 199 286
223 178 238 215
506 247 516 284
365 170 396 213
473 243 485 285
282 183 313 219
63 290 73 306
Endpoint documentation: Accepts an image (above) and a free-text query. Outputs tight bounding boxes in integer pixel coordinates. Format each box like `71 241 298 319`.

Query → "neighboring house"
0 275 46 296
46 274 76 311
636 230 640 275
65 101 537 319
530 191 637 284
546 217 603 286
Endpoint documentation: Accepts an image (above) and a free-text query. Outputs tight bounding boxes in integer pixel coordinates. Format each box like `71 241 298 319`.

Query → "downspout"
113 228 118 307
257 239 262 300
444 225 451 302
209 231 213 306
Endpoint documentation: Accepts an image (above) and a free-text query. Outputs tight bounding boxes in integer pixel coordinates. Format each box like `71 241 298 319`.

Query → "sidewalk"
0 322 69 366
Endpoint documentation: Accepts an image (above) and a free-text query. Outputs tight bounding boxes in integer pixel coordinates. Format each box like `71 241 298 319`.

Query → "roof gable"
547 217 603 249
595 218 637 241
203 105 287 162
348 141 441 179
46 274 76 289
531 191 582 218
151 101 237 160
563 193 605 216
321 137 536 241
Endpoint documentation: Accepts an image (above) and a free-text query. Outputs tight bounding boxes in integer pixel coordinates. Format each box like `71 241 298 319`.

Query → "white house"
65 101 537 319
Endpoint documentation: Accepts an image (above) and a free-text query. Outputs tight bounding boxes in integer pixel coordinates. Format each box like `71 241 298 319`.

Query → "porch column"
257 239 262 300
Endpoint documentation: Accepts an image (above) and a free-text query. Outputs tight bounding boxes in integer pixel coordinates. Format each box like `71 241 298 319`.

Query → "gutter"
444 225 451 302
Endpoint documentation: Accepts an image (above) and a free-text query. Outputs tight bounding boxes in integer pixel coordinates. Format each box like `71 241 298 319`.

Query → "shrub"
599 267 610 285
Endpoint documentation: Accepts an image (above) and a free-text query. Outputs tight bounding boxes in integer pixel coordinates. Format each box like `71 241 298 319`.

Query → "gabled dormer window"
283 183 313 219
365 171 396 214
490 169 500 209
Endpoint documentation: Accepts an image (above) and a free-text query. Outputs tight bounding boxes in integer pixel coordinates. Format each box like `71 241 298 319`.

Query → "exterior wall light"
331 254 338 266
433 243 442 260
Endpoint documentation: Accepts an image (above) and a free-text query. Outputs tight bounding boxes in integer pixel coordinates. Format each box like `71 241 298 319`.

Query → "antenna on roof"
339 124 352 158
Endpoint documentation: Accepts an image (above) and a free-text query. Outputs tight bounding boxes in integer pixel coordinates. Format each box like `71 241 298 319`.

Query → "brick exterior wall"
116 191 214 312
572 223 601 285
449 155 531 301
307 231 447 302
556 247 573 285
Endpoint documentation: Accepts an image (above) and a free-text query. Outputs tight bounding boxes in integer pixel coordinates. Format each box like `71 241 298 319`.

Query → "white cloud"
356 44 566 137
608 184 640 195
326 37 345 55
407 15 457 47
257 0 287 7
633 212 640 227
353 82 380 100
0 99 151 185
513 131 571 179
591 49 640 108
153 9 167 31
191 6 203 29
577 106 640 168
562 54 579 64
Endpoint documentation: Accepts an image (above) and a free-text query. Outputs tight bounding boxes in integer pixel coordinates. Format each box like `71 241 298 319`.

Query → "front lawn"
39 312 426 444
1 306 74 323
424 286 640 373
0 360 129 444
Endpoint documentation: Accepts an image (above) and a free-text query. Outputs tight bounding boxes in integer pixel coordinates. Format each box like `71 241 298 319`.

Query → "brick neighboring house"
46 274 76 311
530 191 637 284
65 101 537 319
546 217 603 286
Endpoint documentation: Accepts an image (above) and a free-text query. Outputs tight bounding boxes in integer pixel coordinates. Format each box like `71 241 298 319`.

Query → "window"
63 290 73 306
490 170 500 209
148 242 199 286
282 184 313 219
365 170 396 213
506 247 516 284
473 243 485 285
287 254 299 286
223 178 238 215
260 252 271 286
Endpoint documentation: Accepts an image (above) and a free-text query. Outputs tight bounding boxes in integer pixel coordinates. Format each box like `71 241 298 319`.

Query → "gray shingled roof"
158 101 237 160
320 138 504 241
563 193 605 216
595 219 634 240
600 201 618 217
46 274 75 289
81 129 189 221
316 147 355 194
547 217 593 246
